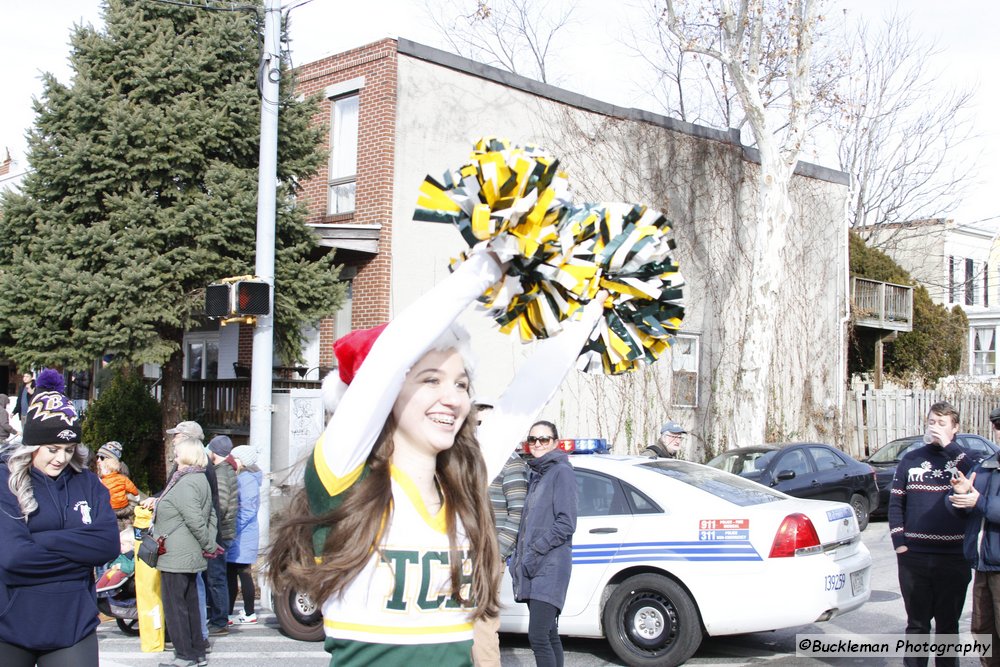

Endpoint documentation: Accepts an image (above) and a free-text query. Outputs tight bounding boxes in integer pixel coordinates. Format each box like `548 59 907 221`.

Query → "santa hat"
322 322 477 414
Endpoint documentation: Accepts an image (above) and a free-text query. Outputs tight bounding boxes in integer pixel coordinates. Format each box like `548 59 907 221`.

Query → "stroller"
96 562 139 635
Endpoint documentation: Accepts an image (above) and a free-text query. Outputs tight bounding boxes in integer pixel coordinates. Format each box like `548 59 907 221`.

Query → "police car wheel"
603 574 702 667
273 584 325 642
850 493 870 531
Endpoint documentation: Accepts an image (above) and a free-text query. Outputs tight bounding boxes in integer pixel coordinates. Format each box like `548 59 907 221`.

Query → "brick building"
270 37 850 455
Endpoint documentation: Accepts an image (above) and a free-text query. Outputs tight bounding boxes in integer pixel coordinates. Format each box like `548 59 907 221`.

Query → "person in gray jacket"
510 420 577 667
154 436 220 667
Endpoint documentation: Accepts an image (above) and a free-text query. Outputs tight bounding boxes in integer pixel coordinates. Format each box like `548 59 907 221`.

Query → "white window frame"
972 326 996 376
183 332 221 380
670 333 700 408
325 77 364 216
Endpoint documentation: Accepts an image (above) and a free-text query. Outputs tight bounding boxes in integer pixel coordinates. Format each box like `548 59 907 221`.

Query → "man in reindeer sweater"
889 401 981 667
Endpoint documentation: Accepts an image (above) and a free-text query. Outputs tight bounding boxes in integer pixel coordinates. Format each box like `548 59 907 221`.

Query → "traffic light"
206 284 232 317
205 280 270 318
235 281 270 316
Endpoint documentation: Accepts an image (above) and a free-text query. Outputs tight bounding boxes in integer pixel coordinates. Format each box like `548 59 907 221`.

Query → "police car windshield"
640 460 785 506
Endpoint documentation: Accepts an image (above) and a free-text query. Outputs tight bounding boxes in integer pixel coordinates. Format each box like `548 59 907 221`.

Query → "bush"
81 365 161 493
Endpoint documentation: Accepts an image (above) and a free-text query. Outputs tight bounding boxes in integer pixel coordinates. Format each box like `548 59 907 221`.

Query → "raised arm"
312 252 504 496
478 297 605 480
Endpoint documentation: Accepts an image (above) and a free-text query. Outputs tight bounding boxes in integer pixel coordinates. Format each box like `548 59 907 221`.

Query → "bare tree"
626 0 841 137
423 0 576 84
835 9 978 250
657 0 826 449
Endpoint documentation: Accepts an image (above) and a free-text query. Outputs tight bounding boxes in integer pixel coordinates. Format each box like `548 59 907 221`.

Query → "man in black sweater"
889 401 980 667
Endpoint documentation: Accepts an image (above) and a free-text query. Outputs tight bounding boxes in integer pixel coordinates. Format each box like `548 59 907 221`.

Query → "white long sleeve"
317 253 503 479
478 298 604 481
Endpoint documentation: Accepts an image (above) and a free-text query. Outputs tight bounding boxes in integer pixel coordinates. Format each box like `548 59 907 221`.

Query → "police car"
273 439 872 666
497 438 872 666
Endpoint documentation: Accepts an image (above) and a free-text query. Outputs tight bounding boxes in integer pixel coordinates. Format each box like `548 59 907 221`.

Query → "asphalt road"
96 521 983 666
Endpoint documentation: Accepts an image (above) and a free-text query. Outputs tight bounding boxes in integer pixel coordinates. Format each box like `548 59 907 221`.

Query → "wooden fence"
845 389 999 459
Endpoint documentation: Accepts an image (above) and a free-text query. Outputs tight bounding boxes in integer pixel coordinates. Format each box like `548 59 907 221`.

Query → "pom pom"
414 138 685 374
34 368 66 393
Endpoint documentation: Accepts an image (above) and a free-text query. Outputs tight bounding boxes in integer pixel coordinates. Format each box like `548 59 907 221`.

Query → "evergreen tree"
0 0 345 463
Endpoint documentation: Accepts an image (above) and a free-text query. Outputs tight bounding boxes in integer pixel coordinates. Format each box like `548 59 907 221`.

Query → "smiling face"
391 348 472 459
527 423 558 458
32 444 77 477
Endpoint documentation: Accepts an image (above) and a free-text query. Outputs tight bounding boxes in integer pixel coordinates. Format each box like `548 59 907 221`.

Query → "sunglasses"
97 455 107 461
524 435 555 445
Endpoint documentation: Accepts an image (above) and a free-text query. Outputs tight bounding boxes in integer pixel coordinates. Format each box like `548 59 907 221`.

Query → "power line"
143 0 258 12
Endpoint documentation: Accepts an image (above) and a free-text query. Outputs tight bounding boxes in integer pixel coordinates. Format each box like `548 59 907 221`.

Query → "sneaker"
196 657 208 667
208 624 229 636
227 614 237 626
236 611 257 624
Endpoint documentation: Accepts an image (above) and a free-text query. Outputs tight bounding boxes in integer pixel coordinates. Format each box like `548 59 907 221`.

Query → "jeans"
196 571 208 640
203 542 231 629
527 599 563 667
972 569 1000 667
897 550 972 667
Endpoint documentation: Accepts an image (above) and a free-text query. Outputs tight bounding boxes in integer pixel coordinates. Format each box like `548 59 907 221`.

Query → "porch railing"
851 277 914 332
181 377 321 433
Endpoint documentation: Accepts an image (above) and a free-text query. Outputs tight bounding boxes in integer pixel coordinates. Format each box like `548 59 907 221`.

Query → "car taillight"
769 513 822 558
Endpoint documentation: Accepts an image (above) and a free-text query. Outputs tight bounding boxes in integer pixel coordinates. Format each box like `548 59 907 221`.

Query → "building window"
973 327 996 376
184 333 219 379
670 333 700 408
328 94 359 215
966 258 976 306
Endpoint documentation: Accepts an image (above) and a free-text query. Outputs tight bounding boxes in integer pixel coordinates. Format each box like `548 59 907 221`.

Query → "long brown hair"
268 408 501 619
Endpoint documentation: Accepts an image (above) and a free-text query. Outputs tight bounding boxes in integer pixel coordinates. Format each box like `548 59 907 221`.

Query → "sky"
3 0 998 229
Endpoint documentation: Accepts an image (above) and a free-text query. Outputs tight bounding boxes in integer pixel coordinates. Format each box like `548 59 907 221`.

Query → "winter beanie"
22 369 81 446
98 441 123 461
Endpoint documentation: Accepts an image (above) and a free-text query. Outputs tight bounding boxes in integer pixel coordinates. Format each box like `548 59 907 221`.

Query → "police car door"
561 468 638 619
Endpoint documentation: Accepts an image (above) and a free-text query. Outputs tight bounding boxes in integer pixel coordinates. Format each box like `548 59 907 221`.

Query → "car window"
753 451 776 471
641 461 785 506
775 449 812 475
623 481 661 514
809 446 846 471
869 439 919 463
958 435 995 458
575 470 631 517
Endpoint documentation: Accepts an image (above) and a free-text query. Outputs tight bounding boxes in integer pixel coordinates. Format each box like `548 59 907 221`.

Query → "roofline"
396 38 849 186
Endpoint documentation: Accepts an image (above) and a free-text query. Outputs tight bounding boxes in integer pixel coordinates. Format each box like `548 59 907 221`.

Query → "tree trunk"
160 348 185 472
718 149 795 450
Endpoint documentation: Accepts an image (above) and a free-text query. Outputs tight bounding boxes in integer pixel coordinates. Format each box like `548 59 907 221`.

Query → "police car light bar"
559 438 610 455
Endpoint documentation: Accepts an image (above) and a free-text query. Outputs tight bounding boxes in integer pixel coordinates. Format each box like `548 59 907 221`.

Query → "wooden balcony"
181 377 321 435
851 277 914 333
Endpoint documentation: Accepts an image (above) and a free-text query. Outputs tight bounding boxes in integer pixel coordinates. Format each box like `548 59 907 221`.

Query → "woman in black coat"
510 420 577 667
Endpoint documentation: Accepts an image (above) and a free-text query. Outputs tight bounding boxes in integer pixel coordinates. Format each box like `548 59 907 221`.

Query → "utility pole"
251 0 281 604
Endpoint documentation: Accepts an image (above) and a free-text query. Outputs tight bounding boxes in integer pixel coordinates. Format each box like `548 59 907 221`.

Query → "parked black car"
864 433 999 519
705 442 879 530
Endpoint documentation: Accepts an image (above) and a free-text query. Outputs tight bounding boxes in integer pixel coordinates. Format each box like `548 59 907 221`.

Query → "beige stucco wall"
387 52 848 458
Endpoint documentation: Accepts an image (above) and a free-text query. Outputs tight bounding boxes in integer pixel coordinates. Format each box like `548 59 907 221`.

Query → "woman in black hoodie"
0 370 119 667
510 420 578 667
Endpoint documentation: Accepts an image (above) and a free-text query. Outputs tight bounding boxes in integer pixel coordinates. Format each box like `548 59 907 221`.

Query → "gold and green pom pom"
414 137 685 375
